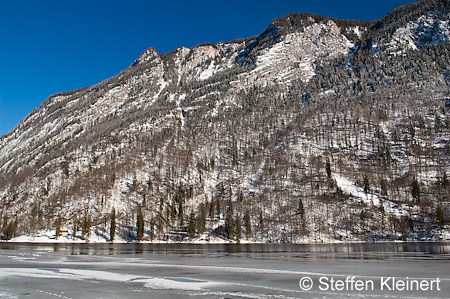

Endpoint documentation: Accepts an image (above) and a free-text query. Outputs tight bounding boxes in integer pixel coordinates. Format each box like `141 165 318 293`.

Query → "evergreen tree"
178 200 184 227
380 179 388 196
197 205 206 235
237 190 244 202
225 200 235 240
326 159 332 178
259 210 264 231
209 197 215 219
244 209 252 238
298 199 305 217
150 217 155 241
6 220 16 240
411 178 420 202
82 214 91 240
2 215 8 239
363 175 370 195
215 199 221 219
110 208 116 242
442 173 449 188
136 206 144 241
235 216 241 242
187 213 196 239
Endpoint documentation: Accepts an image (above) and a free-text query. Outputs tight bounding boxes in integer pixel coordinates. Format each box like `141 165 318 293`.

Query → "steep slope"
1 0 450 243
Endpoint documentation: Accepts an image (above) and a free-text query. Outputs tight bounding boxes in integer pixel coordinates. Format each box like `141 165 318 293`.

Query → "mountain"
1 0 450 243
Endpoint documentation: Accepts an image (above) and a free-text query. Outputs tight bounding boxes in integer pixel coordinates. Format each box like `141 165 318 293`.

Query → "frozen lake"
0 242 449 298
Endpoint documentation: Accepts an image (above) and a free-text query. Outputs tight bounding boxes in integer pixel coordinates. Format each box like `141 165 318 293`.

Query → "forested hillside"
1 0 449 243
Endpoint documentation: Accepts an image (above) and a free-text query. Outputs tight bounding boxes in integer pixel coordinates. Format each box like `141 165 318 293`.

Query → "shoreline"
2 239 449 245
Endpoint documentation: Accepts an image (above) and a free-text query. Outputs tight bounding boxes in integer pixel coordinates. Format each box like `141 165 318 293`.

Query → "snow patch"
143 277 225 291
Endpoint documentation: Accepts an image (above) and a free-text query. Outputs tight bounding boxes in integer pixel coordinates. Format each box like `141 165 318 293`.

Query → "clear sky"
0 0 418 137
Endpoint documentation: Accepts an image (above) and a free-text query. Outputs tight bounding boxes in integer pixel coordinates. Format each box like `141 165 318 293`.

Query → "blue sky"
0 0 417 136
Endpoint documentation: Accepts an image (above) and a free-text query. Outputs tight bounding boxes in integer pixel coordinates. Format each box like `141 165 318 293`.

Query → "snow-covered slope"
1 0 450 243
250 20 354 85
386 12 450 54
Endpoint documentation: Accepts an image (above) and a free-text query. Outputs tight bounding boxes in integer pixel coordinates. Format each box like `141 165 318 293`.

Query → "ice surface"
1 242 449 299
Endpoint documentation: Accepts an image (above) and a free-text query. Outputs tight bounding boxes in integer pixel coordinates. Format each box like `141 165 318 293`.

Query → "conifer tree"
380 179 388 196
110 208 116 242
326 159 332 178
363 175 370 195
298 199 305 217
235 216 241 242
197 206 206 234
225 200 235 240
442 173 449 188
82 214 91 240
6 220 16 240
178 200 184 227
411 178 421 202
150 217 155 241
136 206 144 241
2 215 8 239
259 210 264 231
187 213 196 239
244 209 252 238
209 197 215 218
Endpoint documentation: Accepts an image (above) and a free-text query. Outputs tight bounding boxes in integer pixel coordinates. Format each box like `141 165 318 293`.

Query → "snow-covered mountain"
1 0 450 243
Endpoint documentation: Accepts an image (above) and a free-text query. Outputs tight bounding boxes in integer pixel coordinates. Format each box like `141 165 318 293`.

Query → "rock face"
385 12 450 53
1 0 450 243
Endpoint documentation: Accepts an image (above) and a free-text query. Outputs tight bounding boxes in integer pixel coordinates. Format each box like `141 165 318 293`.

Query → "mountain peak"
132 47 160 66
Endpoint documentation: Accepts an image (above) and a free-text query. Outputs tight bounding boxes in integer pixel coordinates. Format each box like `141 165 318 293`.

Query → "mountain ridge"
0 1 438 141
1 0 450 243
